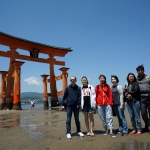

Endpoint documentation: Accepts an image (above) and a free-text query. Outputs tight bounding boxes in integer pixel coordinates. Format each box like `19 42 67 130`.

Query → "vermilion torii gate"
0 32 72 110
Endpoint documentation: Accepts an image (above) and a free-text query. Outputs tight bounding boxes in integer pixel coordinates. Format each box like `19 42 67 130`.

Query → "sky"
0 0 150 93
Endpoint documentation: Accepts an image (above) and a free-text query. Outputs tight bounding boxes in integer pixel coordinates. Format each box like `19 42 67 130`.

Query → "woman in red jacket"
95 74 116 137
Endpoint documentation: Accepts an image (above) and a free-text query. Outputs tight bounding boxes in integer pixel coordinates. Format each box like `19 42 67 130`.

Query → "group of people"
61 65 150 139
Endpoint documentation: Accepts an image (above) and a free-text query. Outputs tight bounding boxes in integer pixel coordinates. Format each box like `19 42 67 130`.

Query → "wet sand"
0 107 150 150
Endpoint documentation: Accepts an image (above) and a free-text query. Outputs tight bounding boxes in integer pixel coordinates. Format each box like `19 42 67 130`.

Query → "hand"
120 105 124 110
93 106 96 109
77 105 81 111
61 106 65 111
125 93 128 97
127 94 132 98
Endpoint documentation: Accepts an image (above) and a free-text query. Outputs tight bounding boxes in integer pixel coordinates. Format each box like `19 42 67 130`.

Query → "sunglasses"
70 79 75 81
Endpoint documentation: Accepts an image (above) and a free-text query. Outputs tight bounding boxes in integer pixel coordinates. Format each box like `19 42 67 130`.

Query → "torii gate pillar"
41 74 49 109
12 61 25 110
0 71 8 110
59 67 70 94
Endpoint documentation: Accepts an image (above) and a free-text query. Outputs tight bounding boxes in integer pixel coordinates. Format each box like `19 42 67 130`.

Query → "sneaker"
110 133 116 138
136 131 142 135
78 132 84 137
116 129 121 134
104 130 109 135
129 131 136 135
121 132 128 136
66 133 71 139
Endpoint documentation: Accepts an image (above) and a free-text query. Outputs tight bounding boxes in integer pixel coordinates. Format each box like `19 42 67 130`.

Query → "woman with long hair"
111 75 128 136
95 74 116 138
81 76 96 136
124 73 142 135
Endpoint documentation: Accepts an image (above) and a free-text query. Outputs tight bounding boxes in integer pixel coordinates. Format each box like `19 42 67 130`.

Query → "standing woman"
111 75 128 136
81 76 96 136
124 73 142 135
95 74 116 138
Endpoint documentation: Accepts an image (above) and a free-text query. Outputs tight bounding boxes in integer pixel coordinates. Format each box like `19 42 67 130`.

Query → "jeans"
140 96 150 129
127 100 142 131
113 104 128 133
66 106 81 134
97 105 113 129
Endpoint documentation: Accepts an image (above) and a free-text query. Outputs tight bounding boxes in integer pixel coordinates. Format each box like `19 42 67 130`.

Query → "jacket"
81 84 96 109
137 74 150 97
62 84 81 107
112 84 124 106
124 82 140 101
95 84 113 106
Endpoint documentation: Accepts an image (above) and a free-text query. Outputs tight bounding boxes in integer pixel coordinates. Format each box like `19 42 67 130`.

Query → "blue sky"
0 0 150 93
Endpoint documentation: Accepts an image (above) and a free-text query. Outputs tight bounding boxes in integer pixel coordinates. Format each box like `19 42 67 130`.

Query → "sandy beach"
0 104 150 150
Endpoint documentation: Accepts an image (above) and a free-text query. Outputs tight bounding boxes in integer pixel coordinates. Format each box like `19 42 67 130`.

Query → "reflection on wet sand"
0 113 20 128
110 140 150 150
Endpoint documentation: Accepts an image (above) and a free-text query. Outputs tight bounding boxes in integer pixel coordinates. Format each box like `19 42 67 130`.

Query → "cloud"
24 77 42 86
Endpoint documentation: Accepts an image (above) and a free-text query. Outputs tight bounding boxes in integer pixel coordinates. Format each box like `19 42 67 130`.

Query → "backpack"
137 75 150 94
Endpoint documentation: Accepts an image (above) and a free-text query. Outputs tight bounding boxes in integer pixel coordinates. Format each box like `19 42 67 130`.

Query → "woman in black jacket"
124 73 142 135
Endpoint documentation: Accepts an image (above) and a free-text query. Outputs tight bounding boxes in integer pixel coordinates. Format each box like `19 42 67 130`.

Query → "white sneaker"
78 132 84 137
66 133 71 139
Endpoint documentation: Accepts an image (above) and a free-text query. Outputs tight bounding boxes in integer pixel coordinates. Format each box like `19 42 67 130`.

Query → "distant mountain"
21 92 63 101
21 92 43 99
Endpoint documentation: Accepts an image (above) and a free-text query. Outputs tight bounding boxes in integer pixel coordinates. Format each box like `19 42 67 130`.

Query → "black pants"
140 96 150 128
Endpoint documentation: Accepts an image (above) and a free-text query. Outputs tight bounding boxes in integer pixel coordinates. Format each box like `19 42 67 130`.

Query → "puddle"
110 140 150 150
0 109 60 138
0 113 20 128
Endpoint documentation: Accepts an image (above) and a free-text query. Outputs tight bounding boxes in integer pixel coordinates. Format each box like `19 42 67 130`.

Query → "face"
137 69 144 76
70 76 76 85
100 76 106 84
82 78 88 86
111 77 117 85
128 74 134 83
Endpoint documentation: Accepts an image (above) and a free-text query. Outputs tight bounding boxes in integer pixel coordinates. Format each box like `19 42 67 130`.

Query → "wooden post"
59 67 70 94
12 61 25 110
0 71 8 110
41 74 49 109
49 55 58 106
5 47 16 110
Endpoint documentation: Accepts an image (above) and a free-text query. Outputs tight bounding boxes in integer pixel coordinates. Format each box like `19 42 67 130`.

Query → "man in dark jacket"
61 76 84 139
136 65 150 132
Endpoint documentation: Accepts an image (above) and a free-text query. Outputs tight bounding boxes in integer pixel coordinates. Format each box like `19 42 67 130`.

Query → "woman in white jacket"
81 76 96 136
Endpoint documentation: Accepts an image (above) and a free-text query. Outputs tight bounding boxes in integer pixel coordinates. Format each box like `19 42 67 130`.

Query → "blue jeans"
127 100 142 131
113 104 128 133
97 105 113 129
66 106 81 134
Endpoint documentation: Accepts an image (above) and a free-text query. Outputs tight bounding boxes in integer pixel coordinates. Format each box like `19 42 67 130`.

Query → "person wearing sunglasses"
81 76 96 137
61 76 84 139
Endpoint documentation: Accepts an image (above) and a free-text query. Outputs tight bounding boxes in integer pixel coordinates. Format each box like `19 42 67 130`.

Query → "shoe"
121 132 128 136
66 133 71 139
110 133 116 138
78 132 84 137
136 131 142 135
104 130 109 135
129 131 136 135
142 128 149 133
116 129 121 134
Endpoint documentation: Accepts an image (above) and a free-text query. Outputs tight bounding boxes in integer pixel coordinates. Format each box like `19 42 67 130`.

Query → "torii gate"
0 32 72 110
